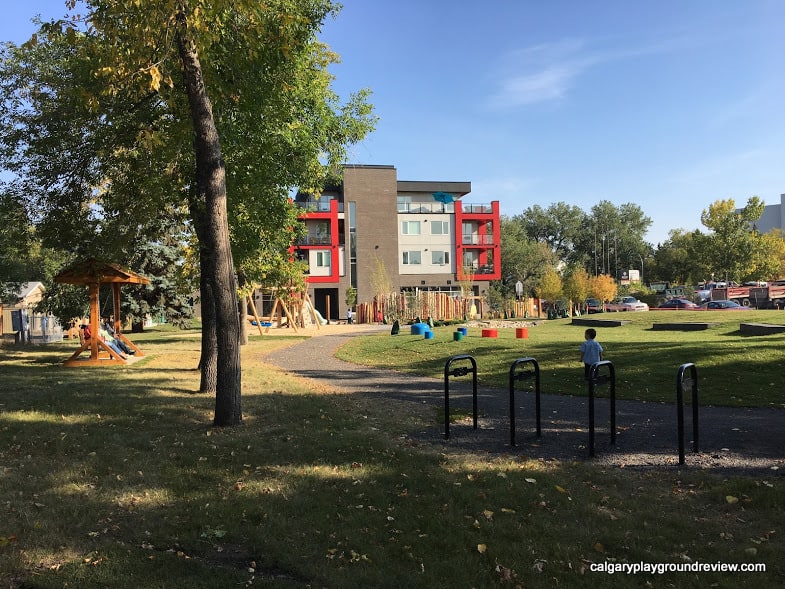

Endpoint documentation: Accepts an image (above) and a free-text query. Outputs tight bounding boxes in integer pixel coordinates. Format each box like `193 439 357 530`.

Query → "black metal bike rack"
588 360 616 457
509 357 541 446
676 363 699 465
443 354 478 439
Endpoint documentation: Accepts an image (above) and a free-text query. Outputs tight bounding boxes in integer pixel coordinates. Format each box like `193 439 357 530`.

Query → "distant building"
291 164 501 321
1 282 63 344
750 193 785 234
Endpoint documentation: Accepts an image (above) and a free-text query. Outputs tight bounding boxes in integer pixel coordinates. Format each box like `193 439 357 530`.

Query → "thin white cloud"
486 34 697 110
489 66 575 108
486 39 588 109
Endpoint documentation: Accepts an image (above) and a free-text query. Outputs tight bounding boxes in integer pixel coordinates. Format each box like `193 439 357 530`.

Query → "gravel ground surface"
264 324 785 476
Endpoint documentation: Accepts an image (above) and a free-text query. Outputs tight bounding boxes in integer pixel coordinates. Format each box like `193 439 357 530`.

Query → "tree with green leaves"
1 1 375 426
580 200 652 279
562 267 591 314
753 230 785 281
590 274 617 307
700 197 765 283
536 267 563 305
500 216 557 299
124 229 195 332
651 228 711 285
518 203 587 266
0 193 33 300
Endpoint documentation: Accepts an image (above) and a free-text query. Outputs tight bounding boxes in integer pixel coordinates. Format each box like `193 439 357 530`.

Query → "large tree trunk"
190 202 218 395
197 262 218 393
178 26 242 426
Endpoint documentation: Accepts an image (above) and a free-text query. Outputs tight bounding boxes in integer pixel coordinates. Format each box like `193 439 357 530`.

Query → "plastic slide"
305 301 328 325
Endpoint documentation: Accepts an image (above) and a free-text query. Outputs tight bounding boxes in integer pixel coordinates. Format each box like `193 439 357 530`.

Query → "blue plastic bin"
410 323 429 335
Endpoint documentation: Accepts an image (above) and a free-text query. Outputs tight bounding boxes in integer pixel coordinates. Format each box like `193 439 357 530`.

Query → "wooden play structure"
54 259 150 367
247 288 325 334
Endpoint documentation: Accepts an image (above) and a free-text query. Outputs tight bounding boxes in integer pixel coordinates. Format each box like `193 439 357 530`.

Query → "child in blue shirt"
580 328 603 380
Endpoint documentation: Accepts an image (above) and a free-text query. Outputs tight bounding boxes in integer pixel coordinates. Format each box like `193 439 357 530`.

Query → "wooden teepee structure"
54 259 150 367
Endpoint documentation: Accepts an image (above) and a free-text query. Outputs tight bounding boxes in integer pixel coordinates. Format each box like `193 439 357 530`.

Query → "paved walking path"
264 324 785 475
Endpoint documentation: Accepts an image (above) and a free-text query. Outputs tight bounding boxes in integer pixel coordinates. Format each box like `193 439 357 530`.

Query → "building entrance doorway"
314 288 339 322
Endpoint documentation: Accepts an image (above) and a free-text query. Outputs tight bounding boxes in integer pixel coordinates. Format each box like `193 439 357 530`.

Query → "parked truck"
711 284 785 308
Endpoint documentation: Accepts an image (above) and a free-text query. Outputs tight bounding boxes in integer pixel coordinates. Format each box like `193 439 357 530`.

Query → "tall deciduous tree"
500 216 557 299
518 203 586 266
536 267 563 304
0 1 375 426
651 229 711 285
581 200 652 279
563 267 591 313
0 193 31 300
590 274 617 307
700 197 764 282
753 230 785 281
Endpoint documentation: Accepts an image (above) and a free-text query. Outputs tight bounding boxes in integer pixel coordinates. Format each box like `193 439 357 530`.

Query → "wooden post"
247 294 264 336
265 298 281 333
326 295 331 324
112 283 122 334
89 282 100 361
280 298 298 333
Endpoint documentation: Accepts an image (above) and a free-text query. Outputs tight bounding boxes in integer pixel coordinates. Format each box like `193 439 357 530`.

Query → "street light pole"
639 254 644 284
614 232 618 280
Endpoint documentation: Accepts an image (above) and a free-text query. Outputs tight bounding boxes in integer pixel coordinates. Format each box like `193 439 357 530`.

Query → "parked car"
606 296 649 312
698 300 751 310
585 298 602 313
658 298 699 310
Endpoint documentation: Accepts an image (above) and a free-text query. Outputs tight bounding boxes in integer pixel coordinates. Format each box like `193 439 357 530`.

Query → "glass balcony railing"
294 199 344 213
462 264 496 275
294 235 332 246
476 264 496 274
461 204 493 214
462 234 495 245
397 202 455 214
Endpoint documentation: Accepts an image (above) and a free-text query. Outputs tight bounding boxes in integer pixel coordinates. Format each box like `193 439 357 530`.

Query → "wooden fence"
354 293 540 324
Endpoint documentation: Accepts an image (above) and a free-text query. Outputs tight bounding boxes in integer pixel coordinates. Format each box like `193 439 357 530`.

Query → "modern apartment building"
751 193 785 234
293 164 501 321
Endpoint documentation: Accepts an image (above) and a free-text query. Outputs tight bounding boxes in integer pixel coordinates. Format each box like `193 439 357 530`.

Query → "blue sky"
4 1 784 245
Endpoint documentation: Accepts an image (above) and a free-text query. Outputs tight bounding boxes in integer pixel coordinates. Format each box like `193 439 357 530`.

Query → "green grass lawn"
336 310 785 407
0 323 783 588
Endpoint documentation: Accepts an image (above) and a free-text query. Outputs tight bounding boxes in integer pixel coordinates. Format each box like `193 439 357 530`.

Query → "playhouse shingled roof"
54 259 150 286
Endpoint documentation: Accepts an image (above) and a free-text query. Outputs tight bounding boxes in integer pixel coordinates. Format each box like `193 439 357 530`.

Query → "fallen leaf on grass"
726 495 739 504
477 543 487 554
495 561 519 583
0 535 17 547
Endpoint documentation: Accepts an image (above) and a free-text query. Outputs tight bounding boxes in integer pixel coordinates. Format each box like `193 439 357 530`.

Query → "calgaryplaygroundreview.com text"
590 561 766 575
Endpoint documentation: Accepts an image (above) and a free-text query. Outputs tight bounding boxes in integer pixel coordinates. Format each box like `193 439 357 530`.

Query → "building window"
402 251 422 265
316 251 331 267
401 220 421 235
431 251 450 265
430 221 449 235
463 251 478 270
